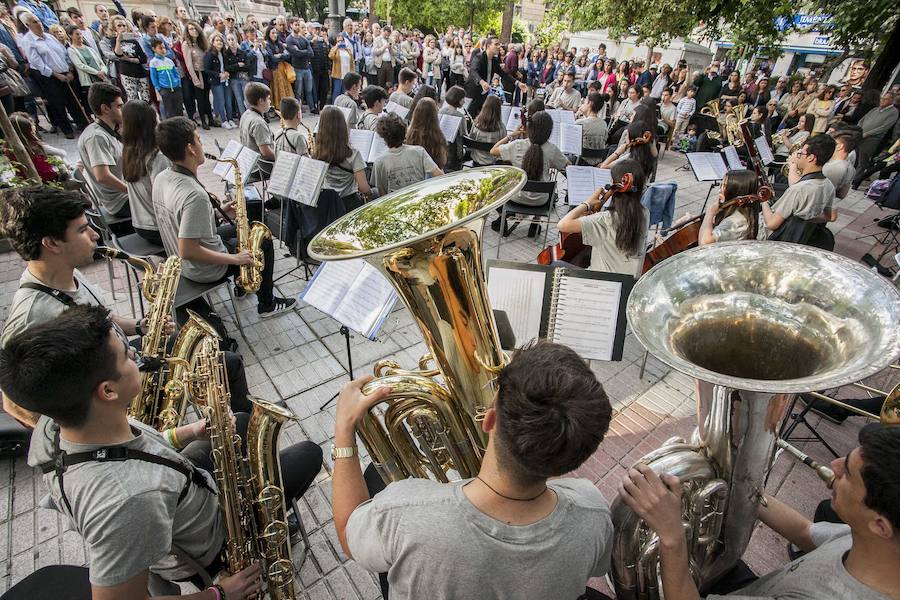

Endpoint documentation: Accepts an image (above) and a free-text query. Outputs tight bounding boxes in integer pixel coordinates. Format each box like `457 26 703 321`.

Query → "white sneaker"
229 120 239 128
223 121 234 130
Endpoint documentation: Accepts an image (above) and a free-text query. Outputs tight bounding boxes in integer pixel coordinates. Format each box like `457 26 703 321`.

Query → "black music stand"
320 326 354 411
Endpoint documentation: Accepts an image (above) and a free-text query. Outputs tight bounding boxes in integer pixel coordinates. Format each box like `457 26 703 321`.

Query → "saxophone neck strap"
38 428 215 518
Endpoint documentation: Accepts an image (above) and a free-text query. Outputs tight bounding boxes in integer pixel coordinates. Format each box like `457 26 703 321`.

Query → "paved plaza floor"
0 116 895 598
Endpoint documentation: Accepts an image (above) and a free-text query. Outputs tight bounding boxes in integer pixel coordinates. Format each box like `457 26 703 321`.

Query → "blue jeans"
293 67 314 109
211 81 233 122
331 77 343 100
229 77 247 119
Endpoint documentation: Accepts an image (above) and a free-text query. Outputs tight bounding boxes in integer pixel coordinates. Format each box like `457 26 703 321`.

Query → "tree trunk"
864 16 900 91
500 2 514 43
645 45 653 69
0 100 39 181
368 0 376 22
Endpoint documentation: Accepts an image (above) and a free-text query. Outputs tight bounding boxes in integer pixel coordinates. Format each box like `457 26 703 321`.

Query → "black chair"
0 409 31 457
575 146 610 166
461 136 498 168
496 180 557 257
0 565 91 600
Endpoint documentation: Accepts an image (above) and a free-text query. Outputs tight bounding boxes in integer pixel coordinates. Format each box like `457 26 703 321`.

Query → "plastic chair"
461 136 498 168
173 276 246 340
495 180 557 257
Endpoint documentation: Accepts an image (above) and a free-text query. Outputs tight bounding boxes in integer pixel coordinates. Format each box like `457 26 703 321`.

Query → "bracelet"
207 584 225 600
582 202 593 214
135 318 145 336
165 428 181 450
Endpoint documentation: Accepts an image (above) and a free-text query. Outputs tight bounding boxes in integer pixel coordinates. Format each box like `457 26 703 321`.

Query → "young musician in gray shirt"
333 71 362 130
331 341 616 600
77 82 130 216
371 113 443 195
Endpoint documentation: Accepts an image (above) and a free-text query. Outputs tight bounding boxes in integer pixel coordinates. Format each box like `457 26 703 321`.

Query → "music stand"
320 325 353 411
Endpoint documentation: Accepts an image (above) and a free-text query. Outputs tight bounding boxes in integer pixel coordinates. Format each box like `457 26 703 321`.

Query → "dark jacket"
223 47 252 78
202 50 225 85
265 39 290 69
693 71 723 107
285 33 312 69
465 50 517 100
310 37 330 74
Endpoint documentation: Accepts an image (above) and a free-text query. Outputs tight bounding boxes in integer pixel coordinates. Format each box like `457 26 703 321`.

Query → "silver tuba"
308 167 527 483
612 241 900 600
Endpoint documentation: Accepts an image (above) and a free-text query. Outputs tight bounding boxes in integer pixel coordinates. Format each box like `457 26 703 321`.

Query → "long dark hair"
625 122 655 180
406 97 447 168
121 101 159 182
719 168 759 239
521 111 553 181
313 106 352 165
473 95 503 133
408 84 438 119
608 158 647 256
184 19 207 51
9 112 43 155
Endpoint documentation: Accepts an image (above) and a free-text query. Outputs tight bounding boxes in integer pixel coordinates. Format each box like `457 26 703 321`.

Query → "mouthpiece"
775 439 836 488
93 246 125 261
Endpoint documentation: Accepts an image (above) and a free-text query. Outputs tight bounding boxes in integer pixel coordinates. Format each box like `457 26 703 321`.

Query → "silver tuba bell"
612 241 900 600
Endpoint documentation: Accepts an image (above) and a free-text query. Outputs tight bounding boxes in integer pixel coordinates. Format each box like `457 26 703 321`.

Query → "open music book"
723 145 743 171
438 113 464 143
267 153 329 207
566 166 612 205
550 122 583 155
546 109 576 125
504 106 525 132
486 261 632 361
314 105 354 132
384 101 409 120
300 259 398 340
212 140 260 185
755 136 775 165
686 152 728 182
348 128 390 163
500 104 513 127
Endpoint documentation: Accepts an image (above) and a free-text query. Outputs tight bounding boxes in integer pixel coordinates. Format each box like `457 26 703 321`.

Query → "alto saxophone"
191 337 298 600
298 120 316 155
206 154 272 293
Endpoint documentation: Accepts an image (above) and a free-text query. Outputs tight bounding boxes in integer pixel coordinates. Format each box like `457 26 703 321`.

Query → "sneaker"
229 120 239 128
799 393 847 424
490 218 501 232
527 223 541 238
221 121 231 129
258 296 296 318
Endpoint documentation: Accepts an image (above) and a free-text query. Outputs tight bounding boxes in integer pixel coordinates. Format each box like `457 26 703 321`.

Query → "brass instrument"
93 246 157 303
699 99 720 118
191 337 297 599
298 120 316 156
774 439 836 487
308 167 527 483
724 104 745 147
205 153 272 293
611 241 900 600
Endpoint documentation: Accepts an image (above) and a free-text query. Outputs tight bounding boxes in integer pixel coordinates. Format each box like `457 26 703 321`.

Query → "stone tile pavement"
0 117 895 598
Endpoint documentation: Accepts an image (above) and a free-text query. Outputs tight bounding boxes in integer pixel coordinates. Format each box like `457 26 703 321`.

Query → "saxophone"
191 337 297 600
206 154 272 293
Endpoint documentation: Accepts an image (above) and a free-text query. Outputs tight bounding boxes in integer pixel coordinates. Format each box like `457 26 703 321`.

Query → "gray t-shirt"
709 522 889 600
358 111 382 131
548 87 582 111
335 94 360 129
469 125 504 166
1 269 106 347
372 144 438 195
580 208 649 277
346 478 613 600
78 122 129 215
323 148 367 197
28 416 223 586
153 167 229 282
239 108 273 154
823 159 854 198
499 139 568 206
760 176 835 239
388 90 413 109
713 210 750 242
274 127 309 156
576 116 609 166
127 151 171 231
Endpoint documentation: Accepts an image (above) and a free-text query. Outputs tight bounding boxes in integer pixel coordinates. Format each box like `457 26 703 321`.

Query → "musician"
0 185 254 427
760 135 837 240
601 121 657 180
359 84 388 131
273 97 309 156
372 113 443 196
620 424 900 600
576 90 609 166
331 342 615 599
464 35 527 118
0 305 323 599
823 131 858 200
698 169 760 245
238 81 275 161
78 82 130 218
153 117 296 318
557 159 649 277
774 114 813 157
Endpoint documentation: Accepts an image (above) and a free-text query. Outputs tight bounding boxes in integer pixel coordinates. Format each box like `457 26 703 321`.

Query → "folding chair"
461 136 498 168
575 146 610 166
173 276 246 340
495 180 557 258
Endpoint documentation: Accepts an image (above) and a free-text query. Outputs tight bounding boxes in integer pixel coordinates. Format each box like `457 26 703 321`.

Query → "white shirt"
24 30 70 77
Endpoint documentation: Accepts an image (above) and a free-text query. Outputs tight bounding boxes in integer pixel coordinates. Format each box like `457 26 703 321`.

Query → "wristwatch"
331 445 357 460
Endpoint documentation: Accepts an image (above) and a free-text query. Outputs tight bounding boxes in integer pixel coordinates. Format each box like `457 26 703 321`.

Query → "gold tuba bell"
610 241 900 600
308 167 527 483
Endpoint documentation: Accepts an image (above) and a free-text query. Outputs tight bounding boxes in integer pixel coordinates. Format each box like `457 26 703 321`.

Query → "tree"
374 0 505 33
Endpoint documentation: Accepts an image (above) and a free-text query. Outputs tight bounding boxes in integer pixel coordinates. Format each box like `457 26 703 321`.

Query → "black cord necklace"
476 476 548 502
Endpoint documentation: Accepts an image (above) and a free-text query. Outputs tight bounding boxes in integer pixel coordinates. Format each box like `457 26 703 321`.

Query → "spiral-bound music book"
267 153 328 207
485 261 633 361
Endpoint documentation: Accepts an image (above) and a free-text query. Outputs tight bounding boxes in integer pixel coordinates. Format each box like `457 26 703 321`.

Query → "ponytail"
521 111 553 181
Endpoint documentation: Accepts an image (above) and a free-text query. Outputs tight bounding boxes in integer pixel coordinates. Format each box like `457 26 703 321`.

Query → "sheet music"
336 105 353 125
755 136 775 165
288 156 328 207
505 106 523 132
462 97 472 111
234 147 260 185
724 146 743 171
558 123 583 155
213 140 242 179
349 129 375 161
565 166 611 205
438 114 463 143
487 267 546 346
384 101 409 120
300 260 398 340
546 108 576 124
368 134 389 163
500 104 512 126
687 152 727 181
551 275 622 361
267 152 300 198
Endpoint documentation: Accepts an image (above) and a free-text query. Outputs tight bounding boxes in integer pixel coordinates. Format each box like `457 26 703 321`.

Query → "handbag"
262 68 272 81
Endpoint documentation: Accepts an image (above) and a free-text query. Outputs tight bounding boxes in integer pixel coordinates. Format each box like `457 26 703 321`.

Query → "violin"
537 177 631 266
642 188 773 273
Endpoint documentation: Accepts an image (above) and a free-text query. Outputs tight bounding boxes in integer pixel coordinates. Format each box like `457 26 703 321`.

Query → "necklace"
475 476 547 502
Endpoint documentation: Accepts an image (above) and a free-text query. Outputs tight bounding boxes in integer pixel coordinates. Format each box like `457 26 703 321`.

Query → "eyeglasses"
794 150 809 158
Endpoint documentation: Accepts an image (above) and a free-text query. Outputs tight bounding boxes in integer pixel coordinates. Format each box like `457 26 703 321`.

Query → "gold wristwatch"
331 445 357 460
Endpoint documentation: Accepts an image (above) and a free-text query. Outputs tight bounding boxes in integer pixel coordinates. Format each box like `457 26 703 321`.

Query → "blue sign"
775 14 833 32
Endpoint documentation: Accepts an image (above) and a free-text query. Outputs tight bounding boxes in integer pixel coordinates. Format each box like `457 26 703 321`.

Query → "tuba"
724 104 745 147
206 154 272 293
308 167 527 483
611 241 900 600
191 337 298 599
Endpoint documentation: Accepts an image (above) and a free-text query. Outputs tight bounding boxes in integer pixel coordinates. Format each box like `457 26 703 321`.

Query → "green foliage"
811 0 899 58
374 0 506 34
550 0 705 47
477 12 529 43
